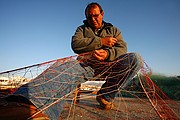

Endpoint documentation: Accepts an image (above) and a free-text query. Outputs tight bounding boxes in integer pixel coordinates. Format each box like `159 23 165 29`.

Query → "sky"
0 0 180 76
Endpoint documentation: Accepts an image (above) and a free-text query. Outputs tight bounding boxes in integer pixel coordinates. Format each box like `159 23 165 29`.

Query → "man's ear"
101 11 104 17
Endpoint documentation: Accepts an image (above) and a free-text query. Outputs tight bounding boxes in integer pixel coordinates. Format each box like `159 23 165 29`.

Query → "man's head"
85 2 104 30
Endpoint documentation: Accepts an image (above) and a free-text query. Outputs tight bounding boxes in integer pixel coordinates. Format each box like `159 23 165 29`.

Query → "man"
72 2 143 109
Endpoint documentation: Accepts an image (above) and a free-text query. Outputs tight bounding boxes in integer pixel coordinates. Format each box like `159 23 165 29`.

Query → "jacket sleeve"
71 26 102 54
104 27 127 61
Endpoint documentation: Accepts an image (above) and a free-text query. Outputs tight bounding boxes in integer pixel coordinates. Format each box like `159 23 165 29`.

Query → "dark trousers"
84 53 143 102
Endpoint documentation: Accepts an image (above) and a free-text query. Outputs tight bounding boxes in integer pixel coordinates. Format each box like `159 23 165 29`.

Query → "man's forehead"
87 6 101 14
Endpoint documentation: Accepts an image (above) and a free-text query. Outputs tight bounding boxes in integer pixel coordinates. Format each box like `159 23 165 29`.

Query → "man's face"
86 6 104 30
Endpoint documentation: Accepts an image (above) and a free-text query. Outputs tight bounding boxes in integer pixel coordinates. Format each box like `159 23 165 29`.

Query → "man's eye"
93 15 99 17
87 14 100 19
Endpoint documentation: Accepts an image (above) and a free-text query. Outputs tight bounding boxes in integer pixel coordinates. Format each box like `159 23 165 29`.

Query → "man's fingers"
112 37 117 41
94 49 105 54
109 38 117 46
101 37 117 47
93 49 107 61
112 38 117 43
93 52 103 60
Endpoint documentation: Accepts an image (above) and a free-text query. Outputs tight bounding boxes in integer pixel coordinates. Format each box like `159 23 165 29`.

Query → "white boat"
0 76 31 90
80 81 105 91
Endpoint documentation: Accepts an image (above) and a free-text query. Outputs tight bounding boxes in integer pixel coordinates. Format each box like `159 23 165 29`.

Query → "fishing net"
0 53 179 120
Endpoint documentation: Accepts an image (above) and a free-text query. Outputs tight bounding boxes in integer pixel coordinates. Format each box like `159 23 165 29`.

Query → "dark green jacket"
71 20 127 61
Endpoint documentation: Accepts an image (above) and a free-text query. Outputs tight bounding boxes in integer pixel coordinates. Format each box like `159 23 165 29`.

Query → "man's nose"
91 17 96 21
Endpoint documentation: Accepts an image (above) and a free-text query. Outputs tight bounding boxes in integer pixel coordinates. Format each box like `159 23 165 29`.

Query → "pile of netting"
0 54 179 120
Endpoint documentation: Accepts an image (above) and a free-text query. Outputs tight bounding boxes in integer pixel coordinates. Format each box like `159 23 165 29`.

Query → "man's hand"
93 49 108 61
101 37 117 47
